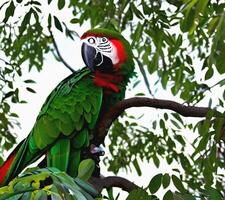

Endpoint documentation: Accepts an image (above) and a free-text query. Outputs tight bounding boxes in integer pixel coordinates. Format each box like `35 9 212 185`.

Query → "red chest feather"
93 71 124 93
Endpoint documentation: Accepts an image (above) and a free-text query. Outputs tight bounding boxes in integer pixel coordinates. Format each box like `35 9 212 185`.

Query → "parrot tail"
0 139 26 186
0 153 16 184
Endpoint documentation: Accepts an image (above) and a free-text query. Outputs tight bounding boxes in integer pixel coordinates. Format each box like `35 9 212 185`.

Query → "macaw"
0 28 134 186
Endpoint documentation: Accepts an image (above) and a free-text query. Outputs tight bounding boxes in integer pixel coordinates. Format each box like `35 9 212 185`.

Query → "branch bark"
89 176 139 193
96 97 224 144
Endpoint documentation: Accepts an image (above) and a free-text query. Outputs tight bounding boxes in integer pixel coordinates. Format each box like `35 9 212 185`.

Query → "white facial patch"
82 36 119 65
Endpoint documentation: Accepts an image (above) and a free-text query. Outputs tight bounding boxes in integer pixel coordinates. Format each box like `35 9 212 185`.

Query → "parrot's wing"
1 67 103 185
32 68 102 149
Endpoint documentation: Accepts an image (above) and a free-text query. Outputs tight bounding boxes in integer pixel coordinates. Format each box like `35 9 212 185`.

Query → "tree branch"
89 176 139 193
96 97 224 144
48 27 75 73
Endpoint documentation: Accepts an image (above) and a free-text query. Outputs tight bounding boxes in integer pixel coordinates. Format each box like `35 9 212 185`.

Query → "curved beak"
81 43 96 71
81 42 113 72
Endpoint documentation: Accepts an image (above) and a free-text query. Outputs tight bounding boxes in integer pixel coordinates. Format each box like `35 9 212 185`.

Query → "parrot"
0 28 134 186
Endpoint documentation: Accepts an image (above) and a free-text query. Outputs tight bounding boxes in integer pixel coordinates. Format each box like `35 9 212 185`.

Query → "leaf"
162 173 170 188
171 113 183 124
10 113 19 118
74 178 98 197
58 0 65 10
131 3 144 19
3 91 14 100
54 16 63 32
133 80 141 88
170 119 181 129
30 1 42 6
3 1 15 23
26 87 36 93
148 173 162 194
133 158 142 176
70 18 79 24
77 159 95 181
126 189 152 200
163 190 173 200
208 16 220 35
132 22 143 46
171 175 185 193
34 191 47 200
152 155 160 168
20 10 32 32
24 79 36 84
48 14 52 27
206 187 222 200
205 67 213 80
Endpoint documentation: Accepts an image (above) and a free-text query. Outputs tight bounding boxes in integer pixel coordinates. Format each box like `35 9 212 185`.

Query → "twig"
135 57 154 97
89 176 139 193
96 97 223 144
0 58 11 66
48 27 75 73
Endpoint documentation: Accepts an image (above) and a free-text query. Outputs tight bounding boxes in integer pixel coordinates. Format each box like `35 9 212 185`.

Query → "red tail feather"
0 153 16 184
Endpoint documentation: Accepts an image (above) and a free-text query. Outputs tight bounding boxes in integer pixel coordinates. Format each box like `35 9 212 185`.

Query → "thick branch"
96 97 224 143
89 176 139 193
48 27 75 73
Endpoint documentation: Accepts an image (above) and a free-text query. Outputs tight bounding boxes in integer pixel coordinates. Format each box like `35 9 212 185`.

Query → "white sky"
1 1 225 199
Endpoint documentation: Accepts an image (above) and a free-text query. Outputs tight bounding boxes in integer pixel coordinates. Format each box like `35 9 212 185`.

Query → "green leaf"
163 190 173 200
19 10 32 35
74 178 98 197
131 3 144 19
180 194 196 200
162 173 170 188
148 173 162 194
171 175 185 193
70 18 79 24
152 155 160 168
34 190 47 200
133 158 142 176
26 87 36 93
208 16 220 35
170 119 181 129
48 14 52 27
205 67 214 80
132 22 143 46
126 189 152 200
58 0 65 10
77 159 95 181
206 187 222 200
24 79 36 84
3 1 15 23
3 91 14 100
30 1 41 6
54 16 63 32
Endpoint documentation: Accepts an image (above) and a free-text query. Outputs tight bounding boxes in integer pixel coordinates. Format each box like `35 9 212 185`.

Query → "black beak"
81 42 114 73
81 43 96 71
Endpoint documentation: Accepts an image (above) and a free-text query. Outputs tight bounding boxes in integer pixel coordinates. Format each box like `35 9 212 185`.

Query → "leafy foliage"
0 0 224 199
0 167 98 200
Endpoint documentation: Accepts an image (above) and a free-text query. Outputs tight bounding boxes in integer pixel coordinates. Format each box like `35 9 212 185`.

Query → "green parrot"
0 28 134 186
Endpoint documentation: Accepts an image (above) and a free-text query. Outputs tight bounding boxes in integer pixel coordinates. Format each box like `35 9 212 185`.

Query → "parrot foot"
90 144 105 156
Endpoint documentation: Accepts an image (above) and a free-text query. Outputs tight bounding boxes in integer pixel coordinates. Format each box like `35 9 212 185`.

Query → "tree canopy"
0 0 224 199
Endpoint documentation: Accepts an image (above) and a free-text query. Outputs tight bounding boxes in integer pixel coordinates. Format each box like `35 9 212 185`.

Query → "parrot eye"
101 37 107 43
88 37 96 44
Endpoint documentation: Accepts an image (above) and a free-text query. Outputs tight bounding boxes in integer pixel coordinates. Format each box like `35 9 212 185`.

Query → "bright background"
2 1 224 199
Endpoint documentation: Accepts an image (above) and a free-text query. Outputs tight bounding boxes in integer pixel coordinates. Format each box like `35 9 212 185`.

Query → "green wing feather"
2 67 103 185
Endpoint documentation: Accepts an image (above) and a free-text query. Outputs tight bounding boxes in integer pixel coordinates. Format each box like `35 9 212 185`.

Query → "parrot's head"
81 28 134 76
